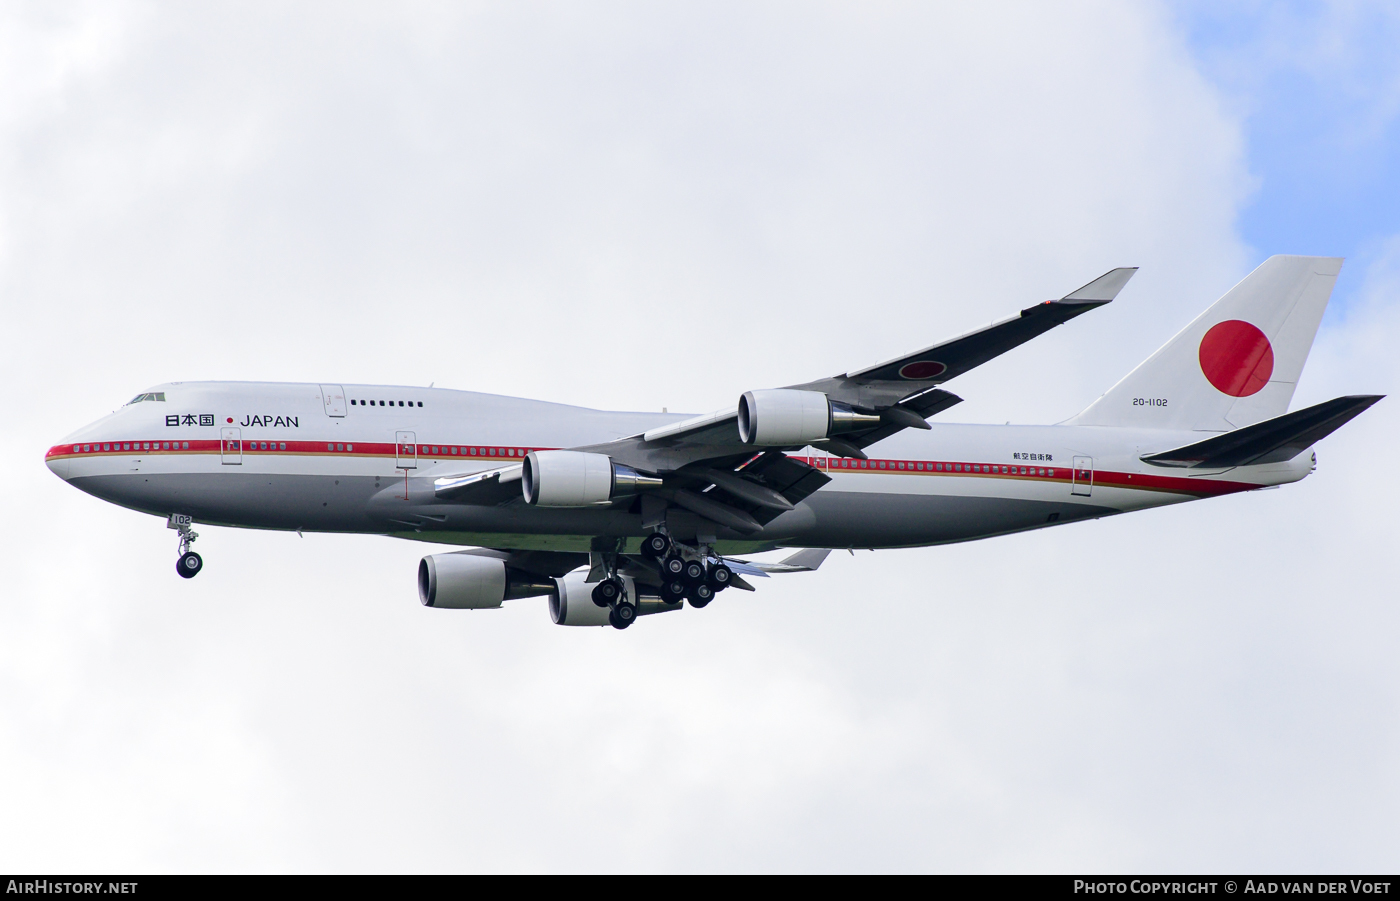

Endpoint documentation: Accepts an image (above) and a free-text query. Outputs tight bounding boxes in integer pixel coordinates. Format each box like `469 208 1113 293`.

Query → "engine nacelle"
419 552 555 609
737 389 881 445
549 571 615 626
549 571 685 626
522 450 662 506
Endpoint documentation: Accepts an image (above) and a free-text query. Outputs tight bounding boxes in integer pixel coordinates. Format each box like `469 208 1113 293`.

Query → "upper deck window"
125 392 167 405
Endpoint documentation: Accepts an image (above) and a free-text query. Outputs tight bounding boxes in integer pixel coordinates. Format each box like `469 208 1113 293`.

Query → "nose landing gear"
177 551 203 579
168 514 202 579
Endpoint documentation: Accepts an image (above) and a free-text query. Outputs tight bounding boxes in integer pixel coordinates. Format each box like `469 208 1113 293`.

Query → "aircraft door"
321 385 347 417
1071 455 1093 496
396 431 417 470
221 427 242 465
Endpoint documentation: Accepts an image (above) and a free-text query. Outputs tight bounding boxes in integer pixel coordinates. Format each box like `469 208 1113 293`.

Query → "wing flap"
434 464 523 503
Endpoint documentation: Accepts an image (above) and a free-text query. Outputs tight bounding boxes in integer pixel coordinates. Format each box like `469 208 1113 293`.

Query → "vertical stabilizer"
1069 255 1342 431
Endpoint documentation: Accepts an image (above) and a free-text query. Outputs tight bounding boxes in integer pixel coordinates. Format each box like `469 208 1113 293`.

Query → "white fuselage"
47 381 1314 554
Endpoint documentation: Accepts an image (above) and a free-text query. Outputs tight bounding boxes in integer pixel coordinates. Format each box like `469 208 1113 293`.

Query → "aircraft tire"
662 555 686 577
687 585 713 609
176 552 203 579
609 603 636 629
642 533 670 559
662 580 687 603
592 579 620 607
682 560 706 584
707 563 732 592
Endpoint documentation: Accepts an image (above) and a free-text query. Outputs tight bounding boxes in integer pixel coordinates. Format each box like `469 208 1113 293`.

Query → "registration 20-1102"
1133 397 1168 406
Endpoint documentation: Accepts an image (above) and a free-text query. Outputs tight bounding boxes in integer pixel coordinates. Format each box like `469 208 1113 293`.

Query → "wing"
786 267 1137 415
435 268 1133 538
587 266 1134 466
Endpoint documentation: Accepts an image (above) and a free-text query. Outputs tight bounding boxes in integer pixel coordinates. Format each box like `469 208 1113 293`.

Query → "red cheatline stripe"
792 456 1254 497
46 442 1258 498
45 440 546 459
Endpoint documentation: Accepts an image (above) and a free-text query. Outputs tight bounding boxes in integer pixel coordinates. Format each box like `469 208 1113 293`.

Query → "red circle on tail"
1198 320 1273 397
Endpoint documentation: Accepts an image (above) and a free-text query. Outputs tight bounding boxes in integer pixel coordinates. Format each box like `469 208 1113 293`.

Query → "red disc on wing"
1198 320 1273 397
899 361 947 379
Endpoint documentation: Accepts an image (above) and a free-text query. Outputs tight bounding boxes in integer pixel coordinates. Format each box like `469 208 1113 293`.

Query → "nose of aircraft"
45 444 72 481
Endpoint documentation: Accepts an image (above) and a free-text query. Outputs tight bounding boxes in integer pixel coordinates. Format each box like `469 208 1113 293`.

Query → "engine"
418 551 555 609
548 571 615 626
549 571 684 626
522 450 662 506
737 389 881 445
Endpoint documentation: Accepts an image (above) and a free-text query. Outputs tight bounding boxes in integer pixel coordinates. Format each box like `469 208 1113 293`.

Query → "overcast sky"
1 1 1397 873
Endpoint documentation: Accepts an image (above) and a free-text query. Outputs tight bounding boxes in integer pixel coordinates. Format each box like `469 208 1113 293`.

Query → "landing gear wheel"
592 579 622 607
176 551 203 579
661 555 686 578
687 583 714 608
641 532 671 559
609 603 637 629
682 559 706 584
707 563 732 592
169 514 201 579
662 580 687 603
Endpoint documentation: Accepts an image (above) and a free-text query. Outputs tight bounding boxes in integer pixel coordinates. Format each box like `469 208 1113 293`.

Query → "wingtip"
1062 266 1138 302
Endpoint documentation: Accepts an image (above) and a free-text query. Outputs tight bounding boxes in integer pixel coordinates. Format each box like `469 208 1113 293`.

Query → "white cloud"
1 1 1393 872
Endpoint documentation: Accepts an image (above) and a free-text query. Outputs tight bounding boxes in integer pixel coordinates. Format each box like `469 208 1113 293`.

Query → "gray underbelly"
796 489 1119 547
69 473 383 532
70 473 1120 548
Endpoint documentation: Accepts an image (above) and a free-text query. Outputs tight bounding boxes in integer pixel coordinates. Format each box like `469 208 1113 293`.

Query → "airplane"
46 255 1381 630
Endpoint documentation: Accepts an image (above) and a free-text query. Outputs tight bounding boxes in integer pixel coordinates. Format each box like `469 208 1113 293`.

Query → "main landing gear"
590 552 637 630
591 574 635 629
168 514 203 579
608 602 637 630
641 530 732 610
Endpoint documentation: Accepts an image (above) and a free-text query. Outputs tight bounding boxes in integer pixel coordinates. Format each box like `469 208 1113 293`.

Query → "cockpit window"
125 392 167 405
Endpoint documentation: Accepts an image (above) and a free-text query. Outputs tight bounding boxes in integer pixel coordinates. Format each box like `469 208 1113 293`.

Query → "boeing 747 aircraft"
47 256 1380 629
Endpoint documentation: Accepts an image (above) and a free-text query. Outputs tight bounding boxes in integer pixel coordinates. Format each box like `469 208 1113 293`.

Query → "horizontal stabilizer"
725 548 833 574
1141 395 1383 468
765 548 831 572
